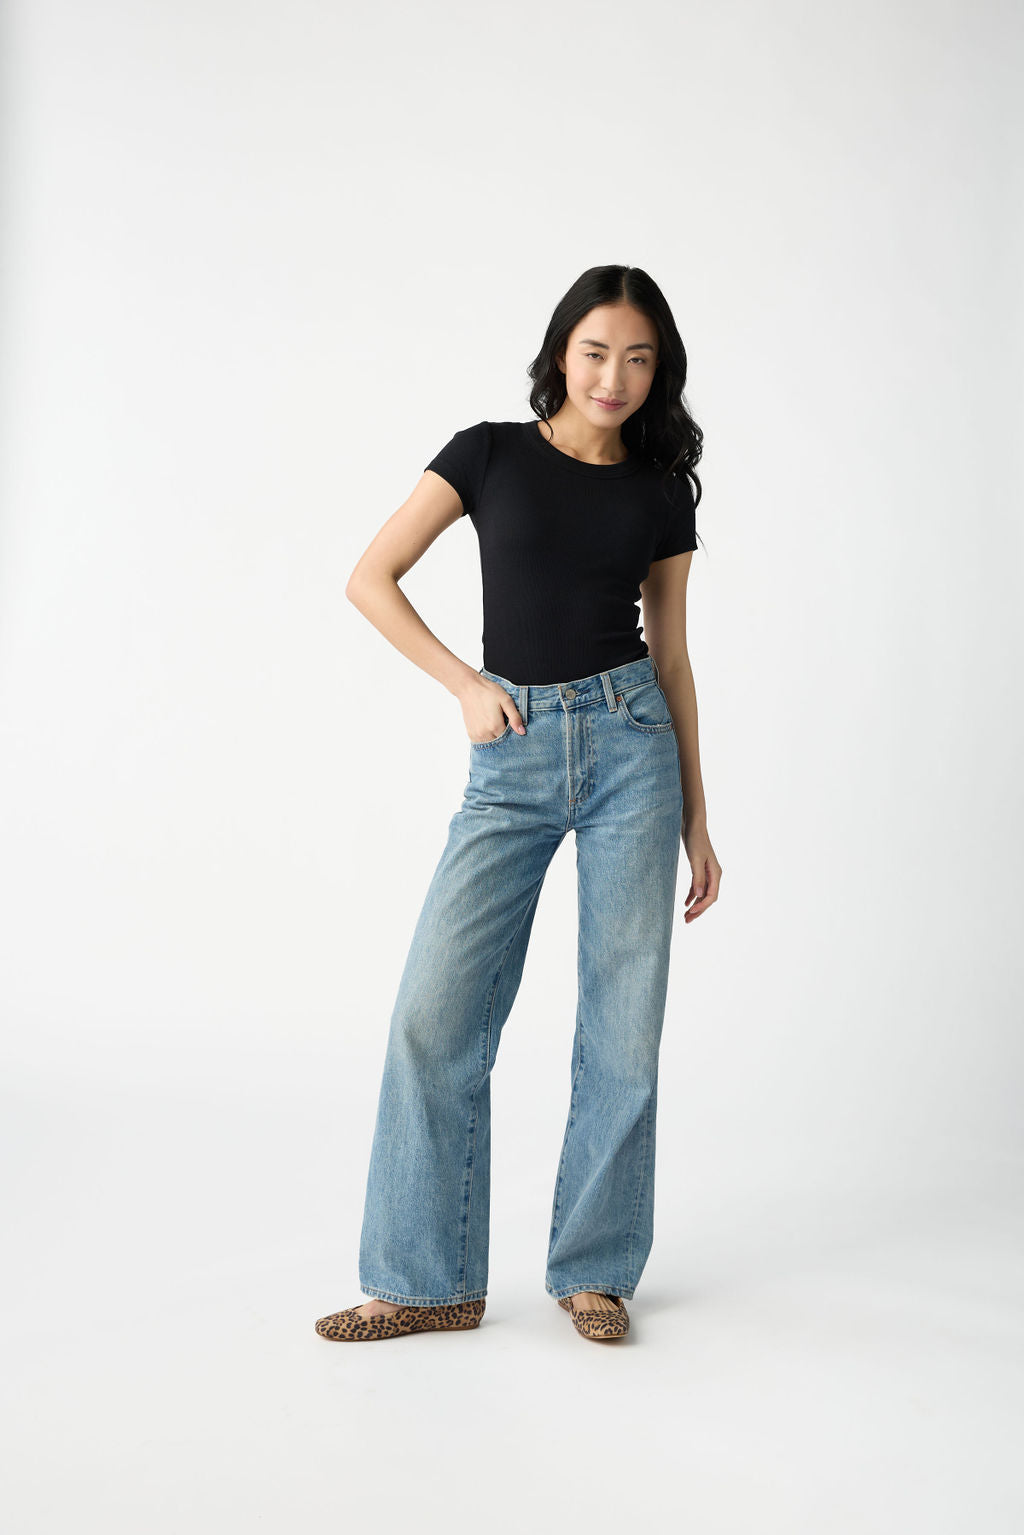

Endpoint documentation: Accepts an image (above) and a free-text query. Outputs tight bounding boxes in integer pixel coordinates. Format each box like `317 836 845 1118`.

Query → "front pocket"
616 684 676 734
470 719 514 747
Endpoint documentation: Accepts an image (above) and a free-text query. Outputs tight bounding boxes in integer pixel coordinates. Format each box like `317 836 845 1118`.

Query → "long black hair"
526 264 704 516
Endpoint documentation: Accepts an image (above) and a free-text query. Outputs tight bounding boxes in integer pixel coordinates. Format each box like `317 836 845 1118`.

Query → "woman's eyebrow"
577 338 655 351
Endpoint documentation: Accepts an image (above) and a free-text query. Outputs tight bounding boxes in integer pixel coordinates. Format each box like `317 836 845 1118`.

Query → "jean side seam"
625 1080 655 1283
549 1014 585 1243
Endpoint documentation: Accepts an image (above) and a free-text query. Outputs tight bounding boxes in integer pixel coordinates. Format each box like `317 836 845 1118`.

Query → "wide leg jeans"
358 654 684 1305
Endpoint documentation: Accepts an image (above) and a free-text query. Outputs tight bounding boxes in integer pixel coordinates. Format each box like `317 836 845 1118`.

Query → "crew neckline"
524 419 641 478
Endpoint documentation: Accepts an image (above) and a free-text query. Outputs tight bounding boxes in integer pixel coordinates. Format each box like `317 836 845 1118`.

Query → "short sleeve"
652 472 697 560
424 420 492 517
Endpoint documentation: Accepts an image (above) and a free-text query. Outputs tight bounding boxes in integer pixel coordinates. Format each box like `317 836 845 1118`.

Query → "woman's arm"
640 552 722 921
345 470 525 740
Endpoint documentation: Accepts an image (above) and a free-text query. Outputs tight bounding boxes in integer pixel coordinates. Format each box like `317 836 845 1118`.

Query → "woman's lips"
593 398 624 410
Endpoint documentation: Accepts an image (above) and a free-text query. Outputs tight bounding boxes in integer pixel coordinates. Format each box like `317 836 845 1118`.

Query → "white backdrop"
2 1 1021 1531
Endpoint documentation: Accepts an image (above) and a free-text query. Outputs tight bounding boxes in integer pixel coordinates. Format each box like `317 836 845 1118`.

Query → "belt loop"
601 671 617 711
651 655 661 686
519 683 528 727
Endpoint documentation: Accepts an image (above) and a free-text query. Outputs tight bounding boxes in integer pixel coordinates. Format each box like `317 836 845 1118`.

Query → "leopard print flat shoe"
557 1293 630 1342
315 1296 486 1341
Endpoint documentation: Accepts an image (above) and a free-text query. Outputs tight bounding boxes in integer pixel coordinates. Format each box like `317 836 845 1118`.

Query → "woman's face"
557 303 659 427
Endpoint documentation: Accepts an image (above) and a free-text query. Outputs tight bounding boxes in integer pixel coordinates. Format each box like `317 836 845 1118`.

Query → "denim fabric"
358 654 684 1306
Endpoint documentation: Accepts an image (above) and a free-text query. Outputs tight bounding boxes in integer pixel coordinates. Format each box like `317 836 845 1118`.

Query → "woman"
316 264 722 1345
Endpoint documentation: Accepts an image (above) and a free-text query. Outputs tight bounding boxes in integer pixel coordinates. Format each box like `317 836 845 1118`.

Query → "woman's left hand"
681 822 721 922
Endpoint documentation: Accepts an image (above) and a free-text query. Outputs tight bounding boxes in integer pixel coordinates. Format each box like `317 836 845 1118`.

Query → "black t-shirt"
424 419 697 684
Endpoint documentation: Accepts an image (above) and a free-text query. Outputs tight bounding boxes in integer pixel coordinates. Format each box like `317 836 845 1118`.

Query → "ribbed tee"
424 419 697 684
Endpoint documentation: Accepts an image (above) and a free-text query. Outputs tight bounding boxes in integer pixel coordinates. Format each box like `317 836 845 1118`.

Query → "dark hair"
526 264 704 519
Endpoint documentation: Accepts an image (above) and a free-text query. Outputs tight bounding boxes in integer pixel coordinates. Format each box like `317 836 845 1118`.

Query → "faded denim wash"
358 654 684 1306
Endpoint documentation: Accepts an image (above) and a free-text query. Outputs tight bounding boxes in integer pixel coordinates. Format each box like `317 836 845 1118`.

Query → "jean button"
564 687 576 699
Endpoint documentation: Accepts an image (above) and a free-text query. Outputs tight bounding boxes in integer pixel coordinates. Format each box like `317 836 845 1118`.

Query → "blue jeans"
358 654 684 1305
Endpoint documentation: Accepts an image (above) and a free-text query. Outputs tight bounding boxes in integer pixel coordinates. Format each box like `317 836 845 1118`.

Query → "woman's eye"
585 353 648 363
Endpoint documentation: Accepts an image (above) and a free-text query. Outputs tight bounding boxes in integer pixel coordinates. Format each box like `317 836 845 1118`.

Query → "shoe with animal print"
557 1292 630 1341
315 1296 486 1341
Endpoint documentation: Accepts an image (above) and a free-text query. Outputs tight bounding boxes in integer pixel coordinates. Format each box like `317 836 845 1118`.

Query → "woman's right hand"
460 676 526 743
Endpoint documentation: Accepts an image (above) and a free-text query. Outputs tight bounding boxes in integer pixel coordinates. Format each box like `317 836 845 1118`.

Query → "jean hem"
360 1283 488 1306
546 1282 636 1301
